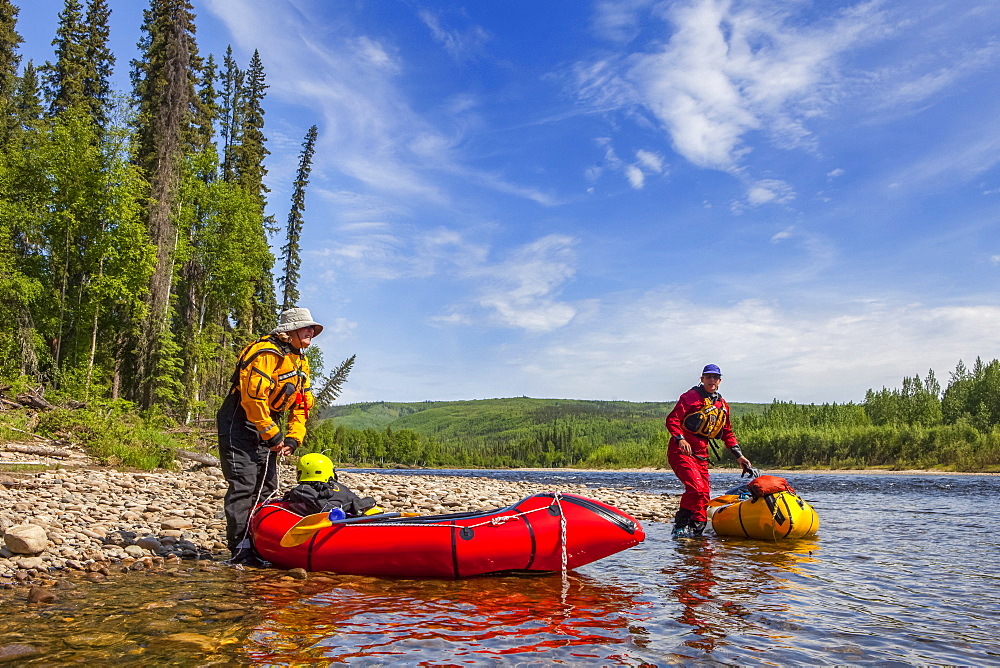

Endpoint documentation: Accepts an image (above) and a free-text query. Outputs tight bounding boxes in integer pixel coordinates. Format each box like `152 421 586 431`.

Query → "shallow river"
2 470 998 665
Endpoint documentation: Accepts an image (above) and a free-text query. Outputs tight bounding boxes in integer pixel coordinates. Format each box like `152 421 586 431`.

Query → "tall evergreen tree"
233 49 268 203
12 61 42 131
279 124 317 311
192 52 216 155
0 0 21 143
232 49 276 335
218 45 242 183
82 0 115 128
129 0 201 407
44 0 88 115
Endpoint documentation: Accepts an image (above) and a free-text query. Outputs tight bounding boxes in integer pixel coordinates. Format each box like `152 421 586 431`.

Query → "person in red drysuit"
665 364 752 538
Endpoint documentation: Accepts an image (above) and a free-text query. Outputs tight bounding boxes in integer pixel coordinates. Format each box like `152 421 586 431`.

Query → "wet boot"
225 539 271 568
672 508 694 539
689 520 707 538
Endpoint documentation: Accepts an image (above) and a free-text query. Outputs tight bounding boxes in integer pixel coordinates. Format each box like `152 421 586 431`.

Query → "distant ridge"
321 397 767 441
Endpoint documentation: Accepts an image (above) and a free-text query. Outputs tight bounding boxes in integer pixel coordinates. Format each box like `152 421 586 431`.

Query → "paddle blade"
277 511 420 548
279 512 332 548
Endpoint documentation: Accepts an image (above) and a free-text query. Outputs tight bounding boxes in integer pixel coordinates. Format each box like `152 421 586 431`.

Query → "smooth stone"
135 536 162 552
3 525 48 554
0 643 42 662
27 586 58 604
160 518 193 530
124 545 146 557
18 556 46 570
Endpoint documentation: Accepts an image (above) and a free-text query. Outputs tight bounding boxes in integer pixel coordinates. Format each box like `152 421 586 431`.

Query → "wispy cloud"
205 0 549 208
418 9 491 62
593 139 666 189
574 0 888 201
465 235 581 332
312 223 579 332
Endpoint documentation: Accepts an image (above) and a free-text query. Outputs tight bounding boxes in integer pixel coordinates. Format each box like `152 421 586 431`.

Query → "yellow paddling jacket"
231 335 314 448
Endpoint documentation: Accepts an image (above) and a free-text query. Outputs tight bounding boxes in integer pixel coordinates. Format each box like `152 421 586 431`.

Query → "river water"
2 470 998 665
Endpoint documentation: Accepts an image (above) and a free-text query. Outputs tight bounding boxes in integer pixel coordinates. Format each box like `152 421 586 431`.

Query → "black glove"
741 466 761 479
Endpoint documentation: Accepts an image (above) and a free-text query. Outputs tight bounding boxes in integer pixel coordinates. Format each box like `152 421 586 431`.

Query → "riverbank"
0 458 679 589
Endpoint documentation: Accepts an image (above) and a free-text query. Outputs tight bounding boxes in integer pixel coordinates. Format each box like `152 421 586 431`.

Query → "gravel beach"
0 446 678 588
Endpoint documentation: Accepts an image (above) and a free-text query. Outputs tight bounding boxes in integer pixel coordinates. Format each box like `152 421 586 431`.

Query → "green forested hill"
323 397 765 436
316 397 767 468
307 361 1000 472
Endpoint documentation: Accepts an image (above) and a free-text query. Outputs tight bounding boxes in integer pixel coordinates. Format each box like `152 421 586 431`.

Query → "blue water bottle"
327 507 346 522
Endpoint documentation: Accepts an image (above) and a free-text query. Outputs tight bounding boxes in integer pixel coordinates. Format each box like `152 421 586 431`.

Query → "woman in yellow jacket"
217 307 321 566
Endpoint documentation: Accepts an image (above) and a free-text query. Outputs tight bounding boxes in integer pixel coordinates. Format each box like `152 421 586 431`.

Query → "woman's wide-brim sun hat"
273 307 324 337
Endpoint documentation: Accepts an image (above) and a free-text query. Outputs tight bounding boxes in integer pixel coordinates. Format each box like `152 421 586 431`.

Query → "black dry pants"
217 391 278 553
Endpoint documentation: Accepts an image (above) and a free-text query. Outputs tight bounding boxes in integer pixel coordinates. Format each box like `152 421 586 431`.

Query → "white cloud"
625 164 646 189
312 225 580 333
594 140 666 189
205 0 547 208
576 0 887 171
635 149 665 173
770 226 795 242
509 289 1000 403
591 0 657 42
827 168 845 178
469 235 580 332
871 41 1000 111
990 255 1000 265
418 9 491 62
311 224 489 282
732 178 796 212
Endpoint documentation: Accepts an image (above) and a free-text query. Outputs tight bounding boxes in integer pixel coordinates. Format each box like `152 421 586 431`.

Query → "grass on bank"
1 399 190 470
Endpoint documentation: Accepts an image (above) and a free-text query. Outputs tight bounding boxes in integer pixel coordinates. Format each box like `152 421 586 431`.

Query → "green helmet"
297 453 334 482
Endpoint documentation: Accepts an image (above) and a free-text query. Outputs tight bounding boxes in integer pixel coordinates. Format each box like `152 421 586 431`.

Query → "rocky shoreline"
0 457 678 589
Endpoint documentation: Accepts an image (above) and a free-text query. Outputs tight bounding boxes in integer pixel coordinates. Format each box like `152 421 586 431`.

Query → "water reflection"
656 536 821 659
245 572 651 664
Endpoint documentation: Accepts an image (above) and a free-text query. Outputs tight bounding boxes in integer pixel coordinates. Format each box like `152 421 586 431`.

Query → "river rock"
124 545 147 558
105 530 137 547
17 556 46 570
0 643 42 662
136 535 162 552
27 585 57 604
3 524 48 554
161 517 193 530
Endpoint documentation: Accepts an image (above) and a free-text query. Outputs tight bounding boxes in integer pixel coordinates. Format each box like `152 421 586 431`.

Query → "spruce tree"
234 49 268 207
218 45 242 183
13 61 42 131
0 0 21 143
129 0 201 408
232 49 276 335
280 124 317 311
82 0 114 128
44 0 88 115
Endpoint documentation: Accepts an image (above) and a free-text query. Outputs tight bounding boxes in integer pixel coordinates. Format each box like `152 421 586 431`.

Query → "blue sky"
16 0 1000 405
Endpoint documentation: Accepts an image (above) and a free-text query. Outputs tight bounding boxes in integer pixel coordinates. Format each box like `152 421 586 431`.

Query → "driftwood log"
15 388 53 410
176 449 221 467
1 444 75 458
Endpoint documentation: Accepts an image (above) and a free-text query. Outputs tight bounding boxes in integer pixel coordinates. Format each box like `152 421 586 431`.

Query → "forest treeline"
0 0 348 431
307 359 1000 472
